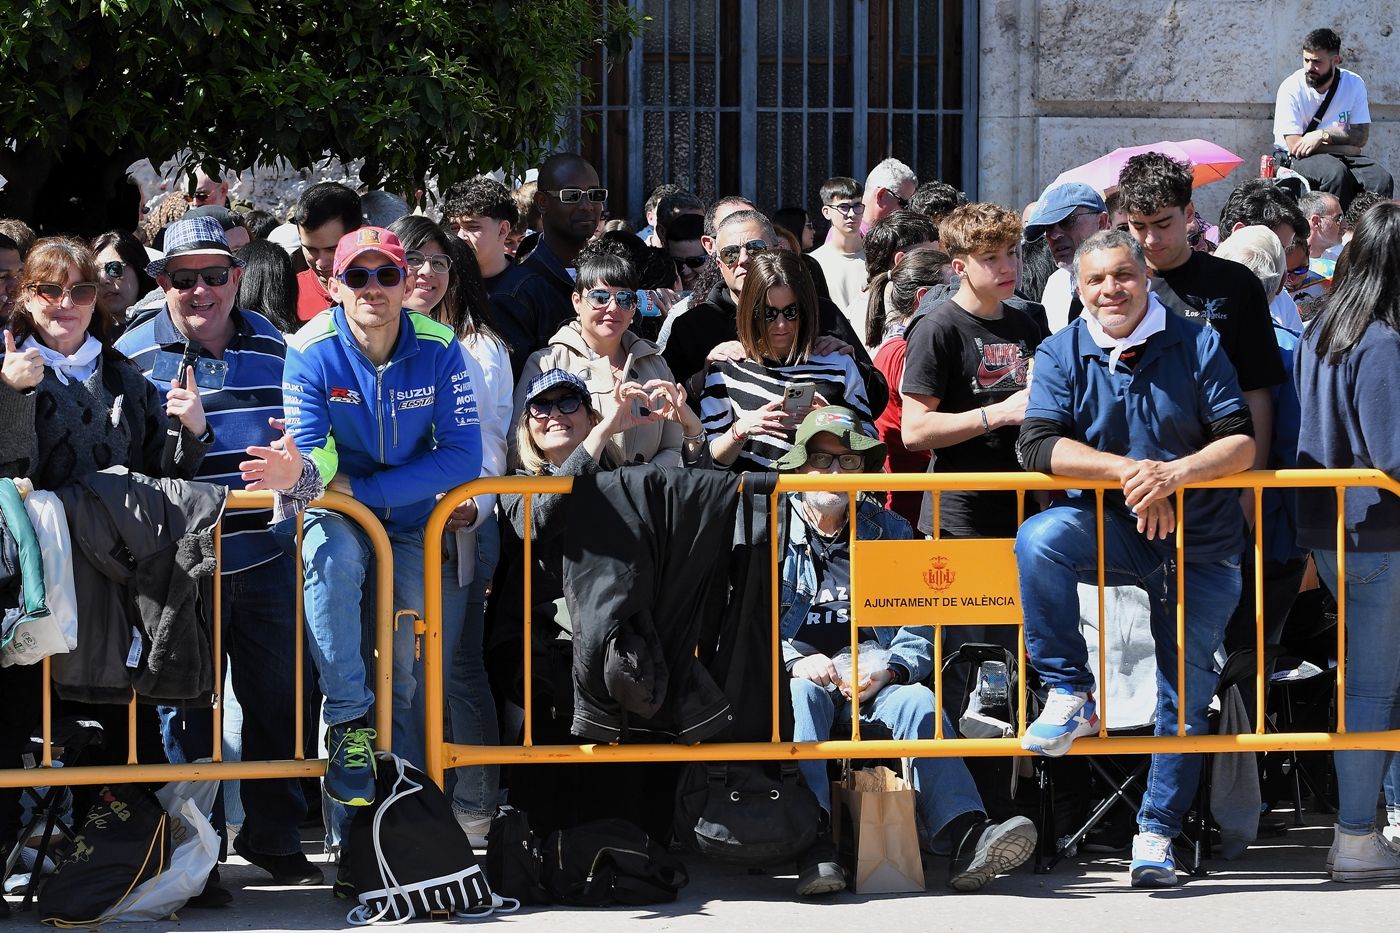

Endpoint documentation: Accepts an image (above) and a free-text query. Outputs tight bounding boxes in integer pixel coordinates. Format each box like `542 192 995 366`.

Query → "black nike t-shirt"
901 299 1047 537
1152 250 1285 392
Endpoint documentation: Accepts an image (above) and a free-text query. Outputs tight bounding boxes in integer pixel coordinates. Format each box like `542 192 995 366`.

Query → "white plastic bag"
831 642 890 690
107 779 220 921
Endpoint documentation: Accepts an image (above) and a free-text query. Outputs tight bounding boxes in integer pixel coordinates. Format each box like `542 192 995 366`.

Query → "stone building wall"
977 0 1398 220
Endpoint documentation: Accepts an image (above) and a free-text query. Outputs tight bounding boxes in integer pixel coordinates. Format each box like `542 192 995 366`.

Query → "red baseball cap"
332 226 407 277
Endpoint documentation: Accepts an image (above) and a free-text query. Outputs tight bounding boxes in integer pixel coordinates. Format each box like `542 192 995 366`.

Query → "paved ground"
4 809 1394 931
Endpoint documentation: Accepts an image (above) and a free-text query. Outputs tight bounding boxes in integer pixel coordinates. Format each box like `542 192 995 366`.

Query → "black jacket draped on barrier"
54 468 227 704
561 466 741 743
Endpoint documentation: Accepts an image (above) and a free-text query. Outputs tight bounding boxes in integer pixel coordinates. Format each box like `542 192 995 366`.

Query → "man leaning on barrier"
240 227 482 893
777 406 1037 896
1013 229 1256 888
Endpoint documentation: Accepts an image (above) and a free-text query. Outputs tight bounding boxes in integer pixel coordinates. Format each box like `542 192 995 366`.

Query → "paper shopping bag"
832 766 925 894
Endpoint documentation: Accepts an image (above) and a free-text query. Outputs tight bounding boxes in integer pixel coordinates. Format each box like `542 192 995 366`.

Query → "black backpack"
38 783 171 926
347 754 520 923
483 807 550 906
540 819 689 907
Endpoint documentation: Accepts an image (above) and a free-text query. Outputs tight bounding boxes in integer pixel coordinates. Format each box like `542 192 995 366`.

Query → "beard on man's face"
1305 65 1335 89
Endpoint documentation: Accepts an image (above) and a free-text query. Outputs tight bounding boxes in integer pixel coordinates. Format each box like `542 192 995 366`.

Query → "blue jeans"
298 509 467 766
790 679 983 840
448 516 502 821
1313 549 1400 834
1016 500 1241 838
159 553 307 856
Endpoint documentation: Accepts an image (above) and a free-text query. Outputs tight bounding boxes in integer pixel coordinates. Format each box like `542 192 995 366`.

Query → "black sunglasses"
582 288 638 310
547 187 608 204
101 260 127 280
168 266 232 290
339 266 404 290
885 186 910 208
718 239 769 267
673 255 708 270
528 393 585 418
763 303 801 324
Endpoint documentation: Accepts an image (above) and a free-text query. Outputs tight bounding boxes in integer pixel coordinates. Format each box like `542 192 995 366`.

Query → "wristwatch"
1321 131 1333 145
196 424 215 444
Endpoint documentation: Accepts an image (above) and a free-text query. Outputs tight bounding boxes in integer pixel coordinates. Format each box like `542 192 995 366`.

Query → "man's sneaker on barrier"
947 815 1038 891
1022 687 1098 757
1331 827 1400 883
326 719 377 807
1130 831 1179 888
233 833 324 885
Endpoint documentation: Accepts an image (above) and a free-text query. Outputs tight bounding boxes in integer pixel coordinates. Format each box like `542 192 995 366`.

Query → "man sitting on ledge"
1013 229 1255 888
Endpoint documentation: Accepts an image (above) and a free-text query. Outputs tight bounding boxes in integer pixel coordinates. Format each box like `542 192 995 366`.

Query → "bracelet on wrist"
730 422 747 442
683 430 704 442
979 408 992 435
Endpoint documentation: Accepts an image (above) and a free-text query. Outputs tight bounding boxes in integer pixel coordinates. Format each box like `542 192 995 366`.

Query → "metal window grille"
567 0 978 226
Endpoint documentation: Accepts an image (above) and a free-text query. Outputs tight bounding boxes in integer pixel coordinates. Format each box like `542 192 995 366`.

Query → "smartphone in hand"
782 382 817 414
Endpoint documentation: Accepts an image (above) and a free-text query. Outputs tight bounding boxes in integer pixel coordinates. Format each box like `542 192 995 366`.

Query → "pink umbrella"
1049 139 1244 193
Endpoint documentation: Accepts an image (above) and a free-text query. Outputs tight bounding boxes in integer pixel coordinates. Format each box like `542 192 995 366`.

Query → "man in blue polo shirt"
116 215 321 890
1011 229 1255 888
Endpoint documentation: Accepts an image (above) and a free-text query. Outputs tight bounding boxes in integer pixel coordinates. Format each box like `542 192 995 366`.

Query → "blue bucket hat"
1024 183 1108 240
146 215 247 278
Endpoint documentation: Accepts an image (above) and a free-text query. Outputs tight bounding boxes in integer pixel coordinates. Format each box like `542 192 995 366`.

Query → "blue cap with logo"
1024 183 1108 240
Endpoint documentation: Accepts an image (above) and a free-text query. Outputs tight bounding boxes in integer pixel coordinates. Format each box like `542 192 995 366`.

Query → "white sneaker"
1021 687 1099 757
1384 825 1400 847
1331 827 1400 883
454 812 493 849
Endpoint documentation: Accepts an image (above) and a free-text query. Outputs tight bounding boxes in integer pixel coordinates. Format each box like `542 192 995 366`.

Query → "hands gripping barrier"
421 469 1400 789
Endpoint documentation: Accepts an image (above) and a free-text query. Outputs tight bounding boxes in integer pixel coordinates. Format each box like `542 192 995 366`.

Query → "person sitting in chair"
777 406 1036 896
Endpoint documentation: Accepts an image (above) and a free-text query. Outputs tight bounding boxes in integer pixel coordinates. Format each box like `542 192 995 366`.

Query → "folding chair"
2 717 104 911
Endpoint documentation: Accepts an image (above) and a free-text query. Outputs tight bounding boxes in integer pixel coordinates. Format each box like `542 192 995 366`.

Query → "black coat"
561 465 741 743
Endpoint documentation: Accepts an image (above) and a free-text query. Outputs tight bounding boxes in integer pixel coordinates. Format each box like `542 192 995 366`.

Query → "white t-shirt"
1273 67 1371 149
1040 266 1075 334
810 242 870 342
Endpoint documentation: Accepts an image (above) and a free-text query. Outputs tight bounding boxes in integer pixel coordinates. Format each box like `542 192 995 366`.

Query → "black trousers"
1288 153 1394 209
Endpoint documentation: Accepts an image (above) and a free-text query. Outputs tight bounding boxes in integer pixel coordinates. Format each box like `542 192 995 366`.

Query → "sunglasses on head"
101 260 126 280
404 250 452 275
32 282 98 306
338 266 404 290
168 266 232 290
673 255 708 270
547 187 608 204
582 288 638 311
718 239 769 267
805 451 866 472
763 302 800 324
528 393 585 418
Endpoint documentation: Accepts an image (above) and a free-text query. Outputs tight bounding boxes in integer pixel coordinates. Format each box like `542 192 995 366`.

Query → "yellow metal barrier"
422 468 1400 788
0 490 395 789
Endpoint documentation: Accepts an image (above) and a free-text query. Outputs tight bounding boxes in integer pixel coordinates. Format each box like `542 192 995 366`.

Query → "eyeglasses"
582 288 638 311
546 187 608 204
718 239 769 267
338 266 404 290
673 255 708 271
806 451 866 472
1049 210 1098 234
31 282 99 306
101 260 127 280
763 302 801 324
168 266 233 290
827 201 865 217
528 393 585 418
884 187 910 208
404 250 452 275
184 190 215 204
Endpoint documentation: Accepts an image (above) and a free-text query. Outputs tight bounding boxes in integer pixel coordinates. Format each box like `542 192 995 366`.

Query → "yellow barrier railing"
422 469 1400 788
0 490 394 789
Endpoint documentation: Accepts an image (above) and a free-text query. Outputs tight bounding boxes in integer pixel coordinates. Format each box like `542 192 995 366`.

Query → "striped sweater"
700 353 872 472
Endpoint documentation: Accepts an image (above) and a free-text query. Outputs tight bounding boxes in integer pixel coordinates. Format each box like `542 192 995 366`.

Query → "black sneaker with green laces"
325 721 377 807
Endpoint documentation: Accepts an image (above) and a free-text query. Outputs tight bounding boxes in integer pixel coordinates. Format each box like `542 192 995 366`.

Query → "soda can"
1260 154 1277 179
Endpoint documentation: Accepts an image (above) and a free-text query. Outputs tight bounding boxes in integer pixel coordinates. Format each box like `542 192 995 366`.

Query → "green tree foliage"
0 0 638 199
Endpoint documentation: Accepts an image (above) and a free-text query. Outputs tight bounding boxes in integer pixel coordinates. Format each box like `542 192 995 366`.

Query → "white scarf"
25 334 102 386
1081 294 1167 370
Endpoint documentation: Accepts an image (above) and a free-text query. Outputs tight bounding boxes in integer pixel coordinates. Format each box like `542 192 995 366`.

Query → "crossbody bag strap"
1303 75 1341 136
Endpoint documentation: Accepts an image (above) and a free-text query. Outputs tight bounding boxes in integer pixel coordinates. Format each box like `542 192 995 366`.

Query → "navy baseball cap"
1024 183 1108 240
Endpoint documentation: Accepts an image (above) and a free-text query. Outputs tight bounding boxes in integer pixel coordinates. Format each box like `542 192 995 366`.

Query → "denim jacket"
778 494 934 681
